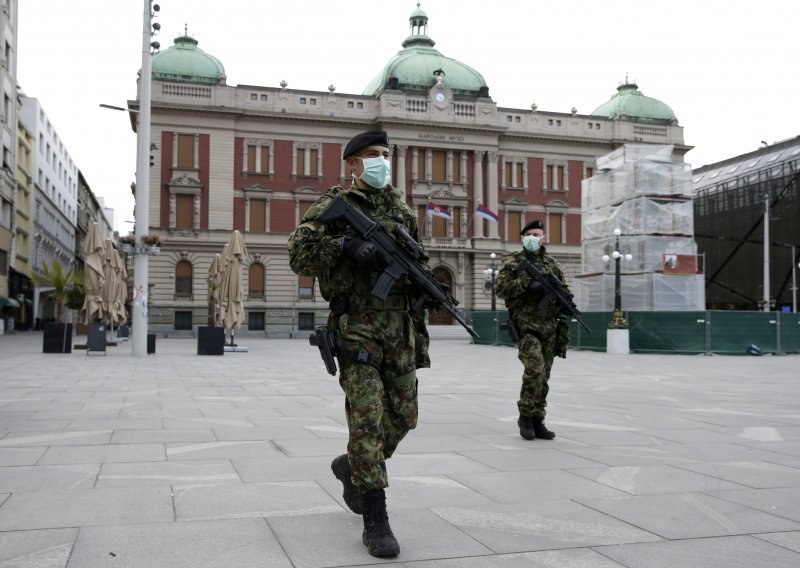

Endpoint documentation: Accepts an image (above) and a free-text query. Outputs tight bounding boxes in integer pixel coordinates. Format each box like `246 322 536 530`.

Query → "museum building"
134 5 689 336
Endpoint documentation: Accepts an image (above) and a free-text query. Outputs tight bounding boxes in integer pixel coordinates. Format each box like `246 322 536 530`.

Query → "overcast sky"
17 0 799 231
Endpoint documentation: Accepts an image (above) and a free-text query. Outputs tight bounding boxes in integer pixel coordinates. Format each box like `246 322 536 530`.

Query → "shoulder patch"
293 226 312 243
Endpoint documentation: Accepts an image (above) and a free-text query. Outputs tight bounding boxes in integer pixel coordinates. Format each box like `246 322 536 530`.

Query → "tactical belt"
344 294 408 313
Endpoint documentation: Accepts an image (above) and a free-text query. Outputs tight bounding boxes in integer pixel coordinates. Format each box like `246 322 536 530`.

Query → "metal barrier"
472 310 800 355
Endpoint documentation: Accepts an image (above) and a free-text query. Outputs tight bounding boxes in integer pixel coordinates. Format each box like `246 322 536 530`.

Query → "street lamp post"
131 0 157 356
603 229 633 329
788 244 798 313
484 252 499 343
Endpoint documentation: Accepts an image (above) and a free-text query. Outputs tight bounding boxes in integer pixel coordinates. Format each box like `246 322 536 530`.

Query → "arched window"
175 261 193 298
248 262 265 299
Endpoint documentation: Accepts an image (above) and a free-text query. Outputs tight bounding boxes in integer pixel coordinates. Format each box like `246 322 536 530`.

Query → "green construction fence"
471 310 800 355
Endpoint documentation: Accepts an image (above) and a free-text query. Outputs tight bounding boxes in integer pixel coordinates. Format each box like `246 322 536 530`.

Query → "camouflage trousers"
516 332 557 419
335 310 418 492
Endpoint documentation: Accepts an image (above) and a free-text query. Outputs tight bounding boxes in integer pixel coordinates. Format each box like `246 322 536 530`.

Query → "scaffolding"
577 144 705 312
693 138 800 310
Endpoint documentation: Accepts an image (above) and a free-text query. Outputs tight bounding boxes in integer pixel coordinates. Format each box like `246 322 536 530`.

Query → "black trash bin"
147 333 156 354
43 323 73 354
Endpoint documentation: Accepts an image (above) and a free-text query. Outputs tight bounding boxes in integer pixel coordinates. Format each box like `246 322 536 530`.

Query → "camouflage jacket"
495 246 569 335
287 184 425 308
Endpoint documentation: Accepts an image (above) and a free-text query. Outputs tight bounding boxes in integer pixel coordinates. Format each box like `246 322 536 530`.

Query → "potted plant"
32 259 81 353
118 233 136 254
141 233 162 255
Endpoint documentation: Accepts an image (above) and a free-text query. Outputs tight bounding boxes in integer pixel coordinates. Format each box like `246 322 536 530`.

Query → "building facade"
0 0 16 331
693 136 800 311
18 96 79 323
136 6 689 336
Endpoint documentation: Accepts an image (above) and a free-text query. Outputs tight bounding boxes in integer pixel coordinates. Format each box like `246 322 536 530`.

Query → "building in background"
18 95 79 323
134 5 689 337
0 0 17 333
693 136 800 311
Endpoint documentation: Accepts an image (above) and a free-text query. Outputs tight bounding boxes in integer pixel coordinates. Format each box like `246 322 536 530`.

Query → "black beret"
342 130 389 159
520 219 544 235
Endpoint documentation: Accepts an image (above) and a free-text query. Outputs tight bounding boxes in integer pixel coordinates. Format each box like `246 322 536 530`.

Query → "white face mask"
522 235 541 252
357 156 392 188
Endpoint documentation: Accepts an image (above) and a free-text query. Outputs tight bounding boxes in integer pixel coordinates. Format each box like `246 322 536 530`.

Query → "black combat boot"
532 417 556 439
331 454 365 514
517 414 535 440
361 489 400 557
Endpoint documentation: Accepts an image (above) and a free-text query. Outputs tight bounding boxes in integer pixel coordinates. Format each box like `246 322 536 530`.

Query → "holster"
501 317 523 343
309 326 340 375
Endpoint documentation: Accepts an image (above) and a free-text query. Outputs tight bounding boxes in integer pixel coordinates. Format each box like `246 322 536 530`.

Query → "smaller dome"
591 82 677 125
152 35 226 85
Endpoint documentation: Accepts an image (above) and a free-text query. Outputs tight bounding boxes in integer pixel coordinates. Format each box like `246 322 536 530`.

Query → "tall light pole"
763 193 771 312
603 229 633 329
131 0 157 356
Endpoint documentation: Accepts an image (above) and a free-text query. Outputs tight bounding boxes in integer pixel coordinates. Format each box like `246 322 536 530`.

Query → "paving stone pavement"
0 332 799 567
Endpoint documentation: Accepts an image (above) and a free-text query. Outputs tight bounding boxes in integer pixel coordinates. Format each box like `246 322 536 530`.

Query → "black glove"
342 237 378 265
528 279 543 292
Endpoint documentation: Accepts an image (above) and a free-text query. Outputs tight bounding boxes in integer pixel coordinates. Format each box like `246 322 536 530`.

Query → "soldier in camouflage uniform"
495 219 570 441
287 130 430 558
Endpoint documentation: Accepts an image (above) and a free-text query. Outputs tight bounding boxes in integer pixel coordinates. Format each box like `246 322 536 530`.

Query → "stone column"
487 151 500 239
473 151 484 238
396 145 408 196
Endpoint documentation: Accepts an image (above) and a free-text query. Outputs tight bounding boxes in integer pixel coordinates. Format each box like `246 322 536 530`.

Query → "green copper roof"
152 35 226 85
591 82 677 124
363 4 489 97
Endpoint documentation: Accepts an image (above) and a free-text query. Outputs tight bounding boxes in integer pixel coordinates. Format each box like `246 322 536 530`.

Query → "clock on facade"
435 92 445 103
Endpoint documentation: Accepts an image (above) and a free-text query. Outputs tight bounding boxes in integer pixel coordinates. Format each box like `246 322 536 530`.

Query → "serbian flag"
426 201 452 219
475 204 498 223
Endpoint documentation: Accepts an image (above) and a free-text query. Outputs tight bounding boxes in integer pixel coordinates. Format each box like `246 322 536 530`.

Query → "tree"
31 260 81 323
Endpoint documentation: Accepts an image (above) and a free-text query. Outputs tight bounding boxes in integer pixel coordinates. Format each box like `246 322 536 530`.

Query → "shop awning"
0 297 21 310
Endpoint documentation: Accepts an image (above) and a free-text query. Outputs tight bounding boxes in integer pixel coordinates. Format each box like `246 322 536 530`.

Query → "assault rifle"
515 259 591 333
316 196 479 339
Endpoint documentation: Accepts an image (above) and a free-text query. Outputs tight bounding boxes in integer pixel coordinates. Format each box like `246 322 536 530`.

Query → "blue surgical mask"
522 235 541 252
357 157 392 189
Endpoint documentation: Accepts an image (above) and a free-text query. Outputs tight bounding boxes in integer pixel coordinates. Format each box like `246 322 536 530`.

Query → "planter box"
43 323 73 354
197 326 224 356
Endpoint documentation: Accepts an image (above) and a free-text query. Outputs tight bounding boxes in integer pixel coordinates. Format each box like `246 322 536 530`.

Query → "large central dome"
363 4 489 98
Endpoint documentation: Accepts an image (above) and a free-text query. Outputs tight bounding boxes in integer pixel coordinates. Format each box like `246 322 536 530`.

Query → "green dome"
152 35 226 85
363 5 489 98
591 82 677 125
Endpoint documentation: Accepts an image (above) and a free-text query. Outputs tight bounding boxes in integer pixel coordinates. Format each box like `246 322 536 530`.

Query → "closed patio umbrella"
80 223 105 324
207 253 222 327
102 240 120 338
219 231 247 345
110 245 127 327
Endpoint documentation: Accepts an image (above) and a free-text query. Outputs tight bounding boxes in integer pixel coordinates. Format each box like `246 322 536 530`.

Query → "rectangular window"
452 207 461 238
546 165 554 189
261 94 268 101
249 198 266 232
174 311 192 330
298 275 314 298
298 312 315 331
431 214 447 238
508 211 521 239
557 166 565 189
504 162 513 185
453 154 461 181
248 312 265 331
300 97 306 104
585 167 594 178
250 93 257 100
297 148 305 175
431 150 446 181
177 134 194 168
548 213 563 244
515 163 524 186
246 145 256 172
309 148 318 176
416 152 426 179
176 194 194 229
260 146 270 174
